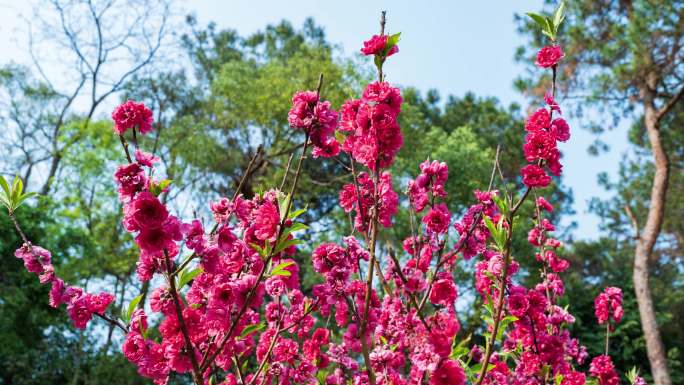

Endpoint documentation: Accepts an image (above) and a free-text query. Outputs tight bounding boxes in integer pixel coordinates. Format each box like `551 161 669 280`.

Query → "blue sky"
0 0 631 240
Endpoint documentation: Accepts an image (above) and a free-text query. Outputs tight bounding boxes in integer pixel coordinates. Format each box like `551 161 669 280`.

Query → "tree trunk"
633 100 671 385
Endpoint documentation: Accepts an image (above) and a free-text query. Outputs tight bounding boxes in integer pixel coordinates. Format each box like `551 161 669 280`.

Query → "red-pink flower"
14 243 51 275
429 273 458 306
562 371 586 385
49 278 66 308
521 164 551 187
135 150 160 167
525 108 551 132
524 130 557 162
536 196 554 212
594 287 623 325
535 45 564 68
550 118 571 142
360 34 398 57
124 191 169 232
507 292 530 318
422 203 451 234
67 295 93 329
86 292 115 315
589 355 619 385
114 163 147 201
252 201 280 242
112 100 154 135
429 359 465 385
123 331 148 363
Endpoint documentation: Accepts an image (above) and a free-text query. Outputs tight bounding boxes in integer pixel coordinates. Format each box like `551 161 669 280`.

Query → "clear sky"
0 0 631 240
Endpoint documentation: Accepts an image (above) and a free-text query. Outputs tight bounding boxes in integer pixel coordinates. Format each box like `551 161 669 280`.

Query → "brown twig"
387 246 431 331
164 251 203 385
118 134 133 163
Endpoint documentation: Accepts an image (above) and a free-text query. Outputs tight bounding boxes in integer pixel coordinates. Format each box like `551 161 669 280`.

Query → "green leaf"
450 346 469 359
274 238 302 255
124 294 143 323
496 315 518 340
526 12 548 30
555 374 564 385
374 55 383 72
0 176 10 197
279 193 292 221
288 222 309 233
14 192 38 210
150 179 173 196
334 130 347 145
386 32 401 52
482 215 497 236
10 176 23 206
526 12 556 40
288 207 308 220
250 243 267 258
178 267 203 289
553 1 566 31
240 323 264 338
492 194 507 215
271 260 296 277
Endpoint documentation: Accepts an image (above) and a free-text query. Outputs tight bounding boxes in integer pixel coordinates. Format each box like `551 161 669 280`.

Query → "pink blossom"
360 34 398 57
67 295 93 329
589 355 620 385
14 243 51 275
521 164 551 187
114 163 147 201
124 191 169 232
429 273 457 306
536 196 554 212
123 331 148 363
550 118 571 142
594 287 623 325
524 130 557 162
525 108 551 132
112 100 154 135
134 150 160 167
86 292 115 314
535 45 564 68
422 203 451 234
429 359 465 385
46 279 65 308
252 201 280 242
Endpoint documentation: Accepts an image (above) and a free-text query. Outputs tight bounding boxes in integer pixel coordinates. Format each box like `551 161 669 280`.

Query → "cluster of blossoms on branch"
5 6 651 385
14 234 114 329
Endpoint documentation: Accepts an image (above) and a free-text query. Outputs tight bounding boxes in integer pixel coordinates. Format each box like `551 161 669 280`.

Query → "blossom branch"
474 188 531 385
201 74 322 371
164 250 203 385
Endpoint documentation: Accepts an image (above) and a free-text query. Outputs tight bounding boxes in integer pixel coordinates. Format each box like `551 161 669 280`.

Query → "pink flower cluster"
14 243 114 329
453 190 499 260
112 100 154 135
339 81 404 170
288 91 340 158
520 77 570 187
339 171 398 232
590 355 620 385
594 287 624 327
116 145 329 383
408 160 448 212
